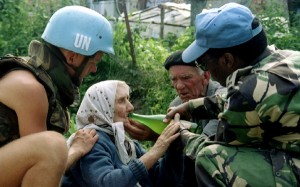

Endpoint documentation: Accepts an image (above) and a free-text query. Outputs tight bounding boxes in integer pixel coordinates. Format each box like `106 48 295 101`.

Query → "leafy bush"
257 0 300 51
0 0 73 56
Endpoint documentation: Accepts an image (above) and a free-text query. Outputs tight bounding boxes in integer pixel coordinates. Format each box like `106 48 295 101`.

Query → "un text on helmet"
74 33 91 51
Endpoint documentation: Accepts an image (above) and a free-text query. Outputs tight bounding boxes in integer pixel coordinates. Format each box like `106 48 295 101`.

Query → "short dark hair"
198 18 268 66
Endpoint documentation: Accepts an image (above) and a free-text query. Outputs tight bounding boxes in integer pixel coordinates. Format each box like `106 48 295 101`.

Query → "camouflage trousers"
194 144 300 187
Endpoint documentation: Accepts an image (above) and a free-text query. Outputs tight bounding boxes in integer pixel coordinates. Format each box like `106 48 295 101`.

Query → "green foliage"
0 0 75 56
256 0 300 51
0 0 32 55
64 114 77 138
169 27 195 51
1 1 300 140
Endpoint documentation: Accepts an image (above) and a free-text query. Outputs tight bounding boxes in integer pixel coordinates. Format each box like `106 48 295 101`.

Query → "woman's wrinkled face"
113 83 134 123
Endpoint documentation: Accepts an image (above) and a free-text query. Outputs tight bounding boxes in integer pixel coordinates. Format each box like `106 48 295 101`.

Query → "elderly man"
164 50 226 136
125 50 226 187
164 50 226 187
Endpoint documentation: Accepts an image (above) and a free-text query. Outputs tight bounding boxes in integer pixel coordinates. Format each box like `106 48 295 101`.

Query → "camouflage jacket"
0 40 76 147
186 45 300 155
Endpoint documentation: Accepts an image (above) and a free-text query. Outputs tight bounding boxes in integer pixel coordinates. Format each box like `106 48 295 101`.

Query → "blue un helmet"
42 5 114 56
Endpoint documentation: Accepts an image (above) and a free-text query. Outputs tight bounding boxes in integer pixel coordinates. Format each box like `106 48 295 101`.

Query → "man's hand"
124 119 159 141
66 128 99 170
69 128 99 156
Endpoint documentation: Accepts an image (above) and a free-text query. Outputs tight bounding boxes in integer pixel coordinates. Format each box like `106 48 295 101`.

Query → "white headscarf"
68 80 136 164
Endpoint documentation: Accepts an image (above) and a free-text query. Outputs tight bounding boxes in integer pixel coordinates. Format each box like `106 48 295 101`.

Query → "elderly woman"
62 80 184 187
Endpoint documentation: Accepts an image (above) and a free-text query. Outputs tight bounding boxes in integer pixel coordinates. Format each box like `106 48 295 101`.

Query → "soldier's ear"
202 71 211 81
64 51 77 65
223 53 235 69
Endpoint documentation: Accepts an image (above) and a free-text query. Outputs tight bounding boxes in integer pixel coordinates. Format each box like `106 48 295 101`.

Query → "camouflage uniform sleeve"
169 96 183 108
182 94 226 160
182 132 210 160
188 94 225 119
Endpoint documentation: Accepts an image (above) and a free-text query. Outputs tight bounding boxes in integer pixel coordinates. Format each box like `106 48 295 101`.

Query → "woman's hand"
139 114 181 169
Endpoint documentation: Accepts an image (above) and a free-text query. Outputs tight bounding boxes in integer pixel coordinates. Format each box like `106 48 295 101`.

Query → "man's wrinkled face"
169 65 210 102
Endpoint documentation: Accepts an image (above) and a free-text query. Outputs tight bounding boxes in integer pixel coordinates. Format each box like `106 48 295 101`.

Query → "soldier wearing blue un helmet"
41 5 114 86
0 5 113 186
164 2 300 186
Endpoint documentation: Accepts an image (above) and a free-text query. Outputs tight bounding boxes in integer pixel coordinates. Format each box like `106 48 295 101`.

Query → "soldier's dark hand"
124 119 159 141
163 102 191 123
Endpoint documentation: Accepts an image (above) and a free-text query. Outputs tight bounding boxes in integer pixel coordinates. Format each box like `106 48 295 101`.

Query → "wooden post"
122 0 136 66
159 4 165 39
190 0 207 26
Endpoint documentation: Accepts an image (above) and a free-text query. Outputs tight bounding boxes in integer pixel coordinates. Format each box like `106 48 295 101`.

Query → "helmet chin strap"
70 56 90 87
44 41 91 87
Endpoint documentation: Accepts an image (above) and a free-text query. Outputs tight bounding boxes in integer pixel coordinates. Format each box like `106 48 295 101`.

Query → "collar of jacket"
27 40 78 107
